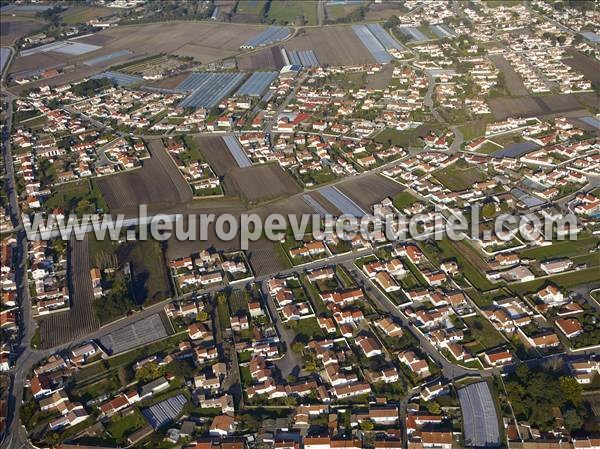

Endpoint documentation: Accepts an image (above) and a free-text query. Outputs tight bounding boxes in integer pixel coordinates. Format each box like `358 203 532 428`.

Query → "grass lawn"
60 6 116 24
432 163 487 192
520 234 600 261
273 242 293 269
268 0 317 25
326 2 365 20
216 294 231 330
459 117 493 141
287 317 324 343
121 239 171 305
45 179 108 215
105 408 147 443
237 0 267 15
392 191 418 211
476 141 503 154
464 315 506 351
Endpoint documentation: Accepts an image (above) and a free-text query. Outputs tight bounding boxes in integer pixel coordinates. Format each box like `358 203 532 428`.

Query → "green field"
237 0 267 15
510 268 600 296
520 234 600 261
464 315 506 351
459 117 493 141
375 125 443 148
45 179 108 215
476 141 503 154
392 191 418 211
60 6 117 24
268 0 317 25
432 163 487 192
325 2 366 20
105 408 147 444
122 239 172 305
436 239 497 291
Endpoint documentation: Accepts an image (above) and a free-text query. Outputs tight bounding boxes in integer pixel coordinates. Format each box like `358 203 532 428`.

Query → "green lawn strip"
436 239 497 291
520 234 600 261
335 265 356 288
300 274 328 315
273 242 293 269
509 268 600 296
431 164 487 192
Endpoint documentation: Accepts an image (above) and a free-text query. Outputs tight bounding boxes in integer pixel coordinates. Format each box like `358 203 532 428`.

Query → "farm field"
98 139 192 213
432 163 487 192
284 26 375 66
194 135 238 181
337 173 404 211
82 21 263 57
237 45 286 70
364 2 404 20
489 54 529 97
267 1 318 25
59 6 118 25
194 136 300 204
488 93 596 120
564 48 600 83
37 236 99 349
325 1 367 21
0 17 45 46
227 163 302 205
119 239 172 306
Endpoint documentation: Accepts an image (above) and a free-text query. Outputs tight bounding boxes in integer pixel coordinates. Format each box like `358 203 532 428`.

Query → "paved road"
1 85 38 449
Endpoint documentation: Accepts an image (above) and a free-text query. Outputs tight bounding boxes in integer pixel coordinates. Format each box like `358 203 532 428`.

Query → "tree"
291 342 305 355
384 15 400 30
560 376 582 406
426 401 442 415
360 421 374 431
197 310 209 321
563 408 582 432
135 361 164 382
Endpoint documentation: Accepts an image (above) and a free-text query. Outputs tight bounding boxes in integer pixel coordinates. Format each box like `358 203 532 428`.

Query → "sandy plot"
337 173 404 212
489 54 529 97
284 26 375 66
98 139 192 212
